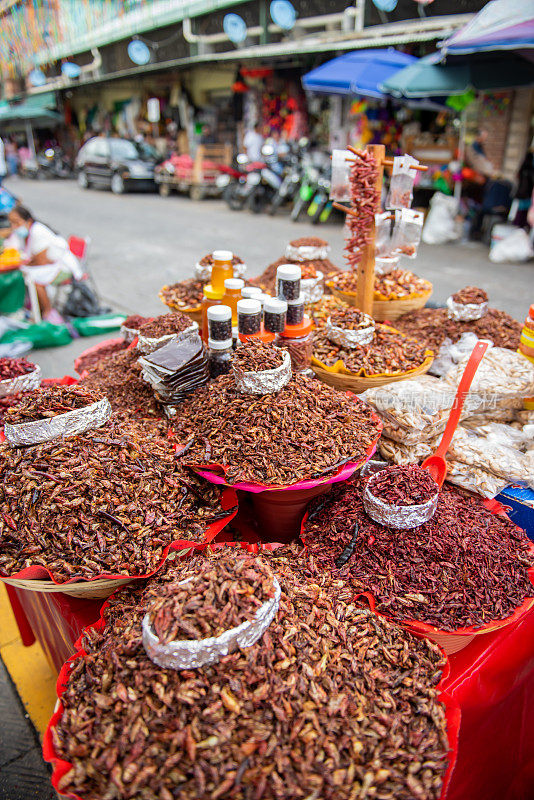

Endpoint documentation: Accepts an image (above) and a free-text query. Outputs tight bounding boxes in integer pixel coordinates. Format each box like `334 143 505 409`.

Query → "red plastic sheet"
444 609 534 800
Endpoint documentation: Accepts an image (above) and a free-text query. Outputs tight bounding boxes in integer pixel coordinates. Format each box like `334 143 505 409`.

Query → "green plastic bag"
71 313 127 337
0 270 25 314
0 321 72 349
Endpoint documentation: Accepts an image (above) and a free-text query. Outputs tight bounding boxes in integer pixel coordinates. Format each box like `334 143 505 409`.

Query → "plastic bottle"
242 286 263 300
237 299 275 344
211 250 234 294
208 338 233 378
277 264 301 302
279 316 313 372
207 305 232 342
264 297 287 335
222 278 245 325
201 284 223 341
519 304 534 363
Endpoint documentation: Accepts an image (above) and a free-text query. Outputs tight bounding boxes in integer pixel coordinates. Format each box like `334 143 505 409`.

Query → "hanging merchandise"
386 155 420 210
391 209 425 259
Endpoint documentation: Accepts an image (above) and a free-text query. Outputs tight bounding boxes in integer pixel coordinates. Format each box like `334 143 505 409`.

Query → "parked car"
76 137 157 193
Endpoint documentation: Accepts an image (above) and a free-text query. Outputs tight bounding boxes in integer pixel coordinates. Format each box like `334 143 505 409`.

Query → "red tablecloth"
5 586 534 799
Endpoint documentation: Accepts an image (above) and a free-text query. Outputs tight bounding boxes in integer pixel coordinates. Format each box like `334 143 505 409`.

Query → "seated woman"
8 204 82 323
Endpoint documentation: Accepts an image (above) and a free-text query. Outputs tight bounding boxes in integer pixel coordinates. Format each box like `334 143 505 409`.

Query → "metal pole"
25 120 36 161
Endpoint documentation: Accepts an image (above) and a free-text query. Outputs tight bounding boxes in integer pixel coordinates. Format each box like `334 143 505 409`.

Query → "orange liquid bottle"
211 250 234 294
222 278 244 325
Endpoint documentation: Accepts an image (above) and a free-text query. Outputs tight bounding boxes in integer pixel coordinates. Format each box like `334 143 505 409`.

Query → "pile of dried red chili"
313 324 429 375
302 478 534 631
123 313 151 330
367 465 438 506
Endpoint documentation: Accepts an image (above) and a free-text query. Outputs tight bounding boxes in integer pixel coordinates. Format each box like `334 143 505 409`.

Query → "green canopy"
0 92 61 129
382 52 534 97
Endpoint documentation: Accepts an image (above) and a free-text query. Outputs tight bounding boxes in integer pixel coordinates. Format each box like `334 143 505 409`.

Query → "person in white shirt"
243 123 264 163
8 204 82 321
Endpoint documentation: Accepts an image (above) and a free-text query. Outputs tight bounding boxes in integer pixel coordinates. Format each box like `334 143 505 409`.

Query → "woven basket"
1 575 132 600
329 284 433 321
311 356 432 392
159 290 202 326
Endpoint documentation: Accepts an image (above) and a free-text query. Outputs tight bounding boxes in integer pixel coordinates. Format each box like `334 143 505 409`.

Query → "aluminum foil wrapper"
137 323 199 355
142 577 281 670
0 365 41 398
326 315 375 348
363 481 438 530
4 397 112 446
375 256 400 276
194 261 247 281
285 243 330 261
301 271 324 304
447 296 488 322
233 350 292 395
120 325 139 343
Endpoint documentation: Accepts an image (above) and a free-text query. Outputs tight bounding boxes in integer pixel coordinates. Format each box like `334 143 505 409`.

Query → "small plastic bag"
448 426 534 488
329 149 352 202
375 212 393 259
391 208 424 259
385 155 419 210
446 460 508 499
429 332 481 378
379 435 439 465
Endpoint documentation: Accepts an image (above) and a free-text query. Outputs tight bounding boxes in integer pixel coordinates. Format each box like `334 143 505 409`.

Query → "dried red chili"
302 479 534 630
367 464 438 506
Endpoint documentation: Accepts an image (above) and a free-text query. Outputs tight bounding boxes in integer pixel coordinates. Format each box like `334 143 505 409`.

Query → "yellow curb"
0 584 57 738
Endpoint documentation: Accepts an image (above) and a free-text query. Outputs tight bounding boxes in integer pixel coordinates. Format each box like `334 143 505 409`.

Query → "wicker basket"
159 288 203 326
328 284 433 321
1 575 133 600
311 357 432 392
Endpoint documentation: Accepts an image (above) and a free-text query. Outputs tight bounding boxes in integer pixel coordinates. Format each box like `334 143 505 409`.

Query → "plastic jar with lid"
208 305 232 342
519 304 534 362
286 295 305 326
208 338 233 379
222 278 245 324
277 264 301 302
201 284 224 341
242 286 263 300
211 250 234 293
237 299 262 337
278 316 313 373
264 297 287 335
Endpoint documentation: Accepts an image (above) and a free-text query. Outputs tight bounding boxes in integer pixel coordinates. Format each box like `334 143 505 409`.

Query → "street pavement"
4 175 533 378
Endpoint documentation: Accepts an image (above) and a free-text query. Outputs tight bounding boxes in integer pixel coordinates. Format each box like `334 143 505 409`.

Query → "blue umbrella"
302 48 417 98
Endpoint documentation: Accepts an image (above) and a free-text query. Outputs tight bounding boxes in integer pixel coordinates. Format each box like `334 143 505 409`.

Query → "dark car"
75 136 157 194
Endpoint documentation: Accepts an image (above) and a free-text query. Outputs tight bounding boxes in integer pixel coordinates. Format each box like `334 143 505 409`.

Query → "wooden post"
356 144 385 316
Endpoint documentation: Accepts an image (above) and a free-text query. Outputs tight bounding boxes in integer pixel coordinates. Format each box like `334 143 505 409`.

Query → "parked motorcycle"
26 148 73 179
269 140 308 216
307 164 333 225
290 150 330 222
221 154 266 211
